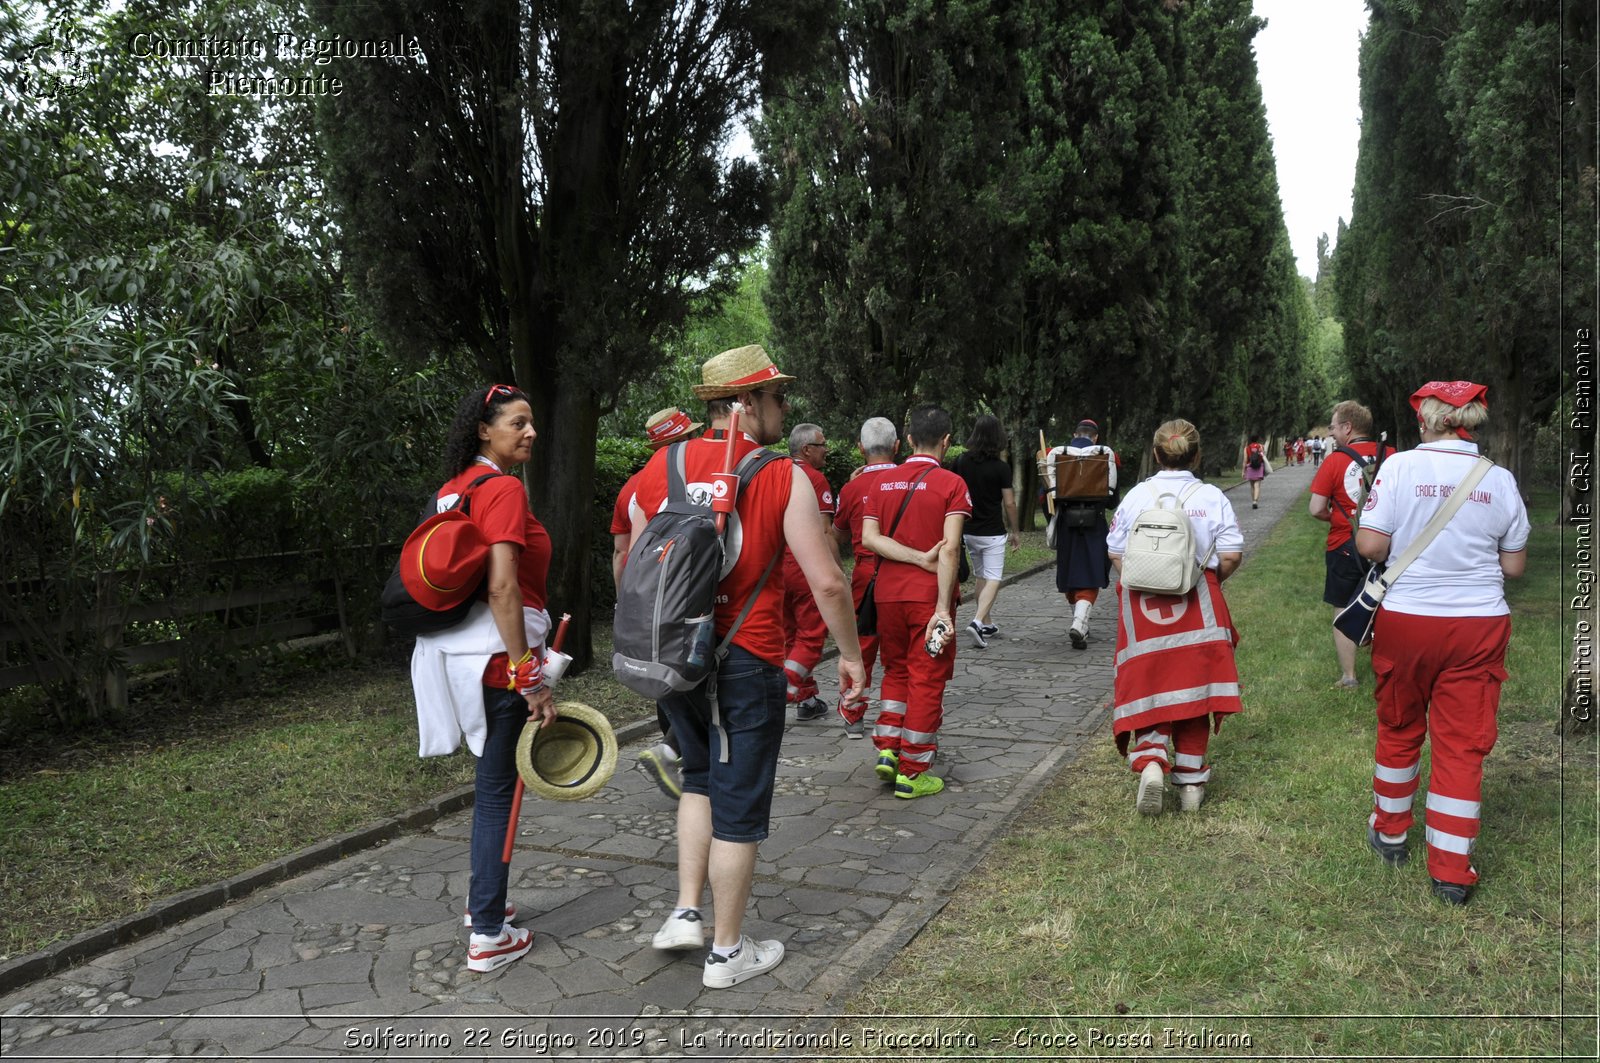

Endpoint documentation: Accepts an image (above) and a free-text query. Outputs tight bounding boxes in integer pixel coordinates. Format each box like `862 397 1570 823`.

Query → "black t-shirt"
952 453 1011 536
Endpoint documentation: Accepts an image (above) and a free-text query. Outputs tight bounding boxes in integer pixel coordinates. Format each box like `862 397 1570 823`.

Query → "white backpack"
1119 483 1216 596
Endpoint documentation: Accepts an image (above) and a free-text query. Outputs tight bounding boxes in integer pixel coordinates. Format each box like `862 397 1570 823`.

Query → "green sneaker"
873 750 899 783
894 771 945 800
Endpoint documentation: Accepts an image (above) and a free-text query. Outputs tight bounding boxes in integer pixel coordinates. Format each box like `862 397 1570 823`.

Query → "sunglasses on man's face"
758 388 789 406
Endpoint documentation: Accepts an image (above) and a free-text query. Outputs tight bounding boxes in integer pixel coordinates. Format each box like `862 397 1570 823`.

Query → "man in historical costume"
1040 419 1119 648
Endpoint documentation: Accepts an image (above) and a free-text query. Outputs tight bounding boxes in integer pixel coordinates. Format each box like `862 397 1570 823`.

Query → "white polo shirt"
1107 471 1243 570
1359 440 1530 617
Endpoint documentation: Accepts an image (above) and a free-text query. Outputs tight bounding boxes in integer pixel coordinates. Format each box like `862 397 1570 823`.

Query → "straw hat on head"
691 344 796 400
643 407 703 447
514 702 618 801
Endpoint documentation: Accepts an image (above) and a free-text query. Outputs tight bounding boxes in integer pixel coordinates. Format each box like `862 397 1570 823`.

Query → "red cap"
399 511 491 612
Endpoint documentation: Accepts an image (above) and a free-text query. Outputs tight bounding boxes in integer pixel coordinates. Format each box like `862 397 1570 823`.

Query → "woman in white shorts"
950 414 1019 648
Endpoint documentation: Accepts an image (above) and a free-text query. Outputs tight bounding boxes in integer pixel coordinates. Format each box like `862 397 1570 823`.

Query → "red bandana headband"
1410 380 1487 440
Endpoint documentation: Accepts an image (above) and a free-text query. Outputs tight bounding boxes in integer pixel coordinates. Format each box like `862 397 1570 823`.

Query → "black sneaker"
1430 878 1471 906
794 697 828 721
967 619 988 649
1368 827 1409 867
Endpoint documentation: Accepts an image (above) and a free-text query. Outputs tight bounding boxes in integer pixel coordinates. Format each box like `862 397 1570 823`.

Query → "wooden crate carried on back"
1054 451 1113 500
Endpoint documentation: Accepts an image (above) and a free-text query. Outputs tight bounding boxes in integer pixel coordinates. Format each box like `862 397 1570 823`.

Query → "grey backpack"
612 443 785 701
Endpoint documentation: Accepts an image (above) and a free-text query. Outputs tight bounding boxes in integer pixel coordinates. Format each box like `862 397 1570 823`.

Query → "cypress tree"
314 0 827 660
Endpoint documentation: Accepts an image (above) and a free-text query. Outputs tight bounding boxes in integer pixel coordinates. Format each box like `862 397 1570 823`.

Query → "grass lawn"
846 489 1594 1058
0 627 657 963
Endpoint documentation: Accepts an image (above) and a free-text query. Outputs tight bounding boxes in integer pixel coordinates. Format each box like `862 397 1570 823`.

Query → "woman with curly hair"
413 383 556 972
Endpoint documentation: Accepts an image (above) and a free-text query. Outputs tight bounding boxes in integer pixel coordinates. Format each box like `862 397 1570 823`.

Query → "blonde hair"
1152 419 1201 470
1330 400 1374 437
1417 396 1489 436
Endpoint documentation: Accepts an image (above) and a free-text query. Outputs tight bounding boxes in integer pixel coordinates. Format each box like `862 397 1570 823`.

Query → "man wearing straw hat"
610 407 704 800
628 344 868 989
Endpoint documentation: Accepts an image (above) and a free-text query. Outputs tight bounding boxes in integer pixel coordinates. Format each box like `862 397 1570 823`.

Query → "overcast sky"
1251 0 1370 279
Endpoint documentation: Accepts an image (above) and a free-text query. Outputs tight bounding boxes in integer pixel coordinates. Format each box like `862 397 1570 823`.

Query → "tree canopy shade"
1334 0 1571 477
315 0 828 662
761 0 1323 490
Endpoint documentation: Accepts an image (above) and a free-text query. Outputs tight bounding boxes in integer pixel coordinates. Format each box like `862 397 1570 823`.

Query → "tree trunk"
526 377 601 673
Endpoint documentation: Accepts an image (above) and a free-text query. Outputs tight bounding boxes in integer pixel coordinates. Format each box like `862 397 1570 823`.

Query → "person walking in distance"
1243 435 1270 510
832 417 901 738
1309 400 1397 690
782 423 837 722
610 407 703 799
951 414 1020 649
861 404 971 800
630 345 867 989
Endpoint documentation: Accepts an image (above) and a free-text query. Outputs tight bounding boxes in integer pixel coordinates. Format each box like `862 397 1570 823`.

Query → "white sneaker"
702 935 785 988
466 925 533 972
1178 784 1206 812
1136 762 1165 817
463 900 517 927
652 909 706 951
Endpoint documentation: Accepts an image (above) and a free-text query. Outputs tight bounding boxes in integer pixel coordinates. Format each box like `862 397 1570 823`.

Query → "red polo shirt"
834 462 900 566
436 465 550 688
1310 439 1397 549
863 455 971 605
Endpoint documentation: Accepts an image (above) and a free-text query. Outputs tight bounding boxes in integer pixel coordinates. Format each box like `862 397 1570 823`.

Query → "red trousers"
782 554 826 703
839 565 880 723
1127 717 1211 783
1369 611 1511 887
872 599 955 778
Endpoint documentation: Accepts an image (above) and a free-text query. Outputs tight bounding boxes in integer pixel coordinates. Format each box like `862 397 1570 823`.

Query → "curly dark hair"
441 384 532 479
964 413 1005 461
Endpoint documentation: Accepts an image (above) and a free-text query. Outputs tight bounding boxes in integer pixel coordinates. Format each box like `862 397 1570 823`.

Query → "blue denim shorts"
658 645 786 843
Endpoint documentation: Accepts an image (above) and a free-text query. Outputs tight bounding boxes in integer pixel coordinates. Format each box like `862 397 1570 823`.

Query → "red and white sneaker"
466 925 533 973
463 901 517 928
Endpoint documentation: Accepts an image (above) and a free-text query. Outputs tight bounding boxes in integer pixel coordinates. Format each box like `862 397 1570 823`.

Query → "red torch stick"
714 402 743 534
501 612 570 864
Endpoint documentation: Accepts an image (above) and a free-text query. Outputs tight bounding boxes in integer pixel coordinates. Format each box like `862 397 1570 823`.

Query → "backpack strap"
713 448 788 657
1177 481 1219 571
418 471 505 523
1331 445 1379 530
665 441 691 505
869 463 939 579
454 472 506 517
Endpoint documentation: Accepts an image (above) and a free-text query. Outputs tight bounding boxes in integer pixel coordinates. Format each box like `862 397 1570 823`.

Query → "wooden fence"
0 546 393 711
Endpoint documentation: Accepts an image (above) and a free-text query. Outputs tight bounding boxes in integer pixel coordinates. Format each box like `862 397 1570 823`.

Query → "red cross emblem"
1139 594 1188 626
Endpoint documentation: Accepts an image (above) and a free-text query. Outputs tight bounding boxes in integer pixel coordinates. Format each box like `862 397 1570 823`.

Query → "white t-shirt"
1106 470 1243 570
1359 440 1530 617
